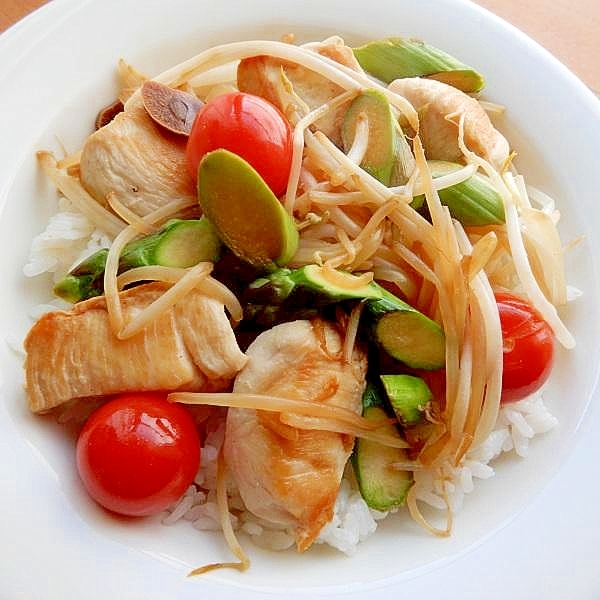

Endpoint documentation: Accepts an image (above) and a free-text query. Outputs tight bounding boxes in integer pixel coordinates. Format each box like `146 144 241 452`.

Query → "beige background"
1 0 599 93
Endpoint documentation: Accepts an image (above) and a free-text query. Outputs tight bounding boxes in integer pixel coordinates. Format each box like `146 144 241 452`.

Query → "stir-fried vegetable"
352 384 413 511
380 374 432 426
413 160 505 226
352 36 485 93
244 264 445 369
341 88 414 186
197 149 299 268
141 80 204 135
54 218 221 302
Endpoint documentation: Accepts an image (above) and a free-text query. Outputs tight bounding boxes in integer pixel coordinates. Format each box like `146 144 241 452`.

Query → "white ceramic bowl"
1 0 600 598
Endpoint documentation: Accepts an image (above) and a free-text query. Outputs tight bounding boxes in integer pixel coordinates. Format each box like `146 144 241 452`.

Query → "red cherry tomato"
186 91 293 196
495 292 555 404
76 393 200 517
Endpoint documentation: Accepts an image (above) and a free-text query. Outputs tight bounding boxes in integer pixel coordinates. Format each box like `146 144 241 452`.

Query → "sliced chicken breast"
388 77 510 169
79 95 197 217
224 318 367 551
237 37 364 147
24 282 247 413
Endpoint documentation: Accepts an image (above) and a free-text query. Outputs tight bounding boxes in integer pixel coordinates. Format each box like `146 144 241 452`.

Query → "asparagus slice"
380 373 432 426
352 382 413 510
366 287 446 370
197 149 299 270
341 89 415 186
53 249 110 304
353 37 485 93
245 265 446 369
54 218 221 303
413 160 505 226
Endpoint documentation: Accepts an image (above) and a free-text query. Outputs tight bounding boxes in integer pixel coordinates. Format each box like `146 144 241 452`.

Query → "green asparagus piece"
366 286 446 370
197 149 299 269
380 373 432 426
54 218 221 303
353 37 485 93
341 89 415 186
413 160 505 226
53 249 110 304
352 382 413 510
246 265 445 369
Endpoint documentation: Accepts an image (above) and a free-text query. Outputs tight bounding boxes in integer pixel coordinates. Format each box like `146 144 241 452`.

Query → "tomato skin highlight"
186 91 293 196
495 293 555 404
75 393 200 517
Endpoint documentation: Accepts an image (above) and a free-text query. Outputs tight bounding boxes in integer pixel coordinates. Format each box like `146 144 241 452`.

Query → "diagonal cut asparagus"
54 218 221 303
412 160 505 226
353 37 485 93
245 264 445 369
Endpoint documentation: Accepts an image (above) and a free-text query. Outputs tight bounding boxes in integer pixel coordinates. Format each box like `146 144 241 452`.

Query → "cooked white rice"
24 203 560 557
24 197 112 282
410 392 557 515
159 392 558 556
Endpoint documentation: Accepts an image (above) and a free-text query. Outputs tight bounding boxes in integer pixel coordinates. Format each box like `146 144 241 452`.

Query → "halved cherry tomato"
186 91 293 196
75 393 200 517
496 292 555 404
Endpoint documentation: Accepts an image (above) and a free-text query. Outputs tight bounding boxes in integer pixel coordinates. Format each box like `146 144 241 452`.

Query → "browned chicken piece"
388 77 510 169
24 282 247 414
224 318 367 552
79 94 197 218
237 37 364 147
